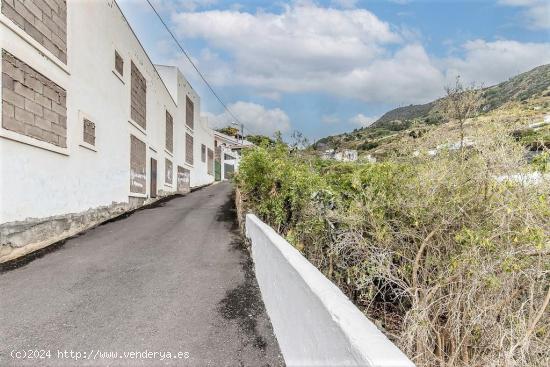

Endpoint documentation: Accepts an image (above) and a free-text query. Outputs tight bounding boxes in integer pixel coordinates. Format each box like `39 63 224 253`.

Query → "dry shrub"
236 115 549 366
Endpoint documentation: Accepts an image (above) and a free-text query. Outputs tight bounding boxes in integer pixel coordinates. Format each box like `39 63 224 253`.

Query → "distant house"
212 129 254 180
321 149 358 162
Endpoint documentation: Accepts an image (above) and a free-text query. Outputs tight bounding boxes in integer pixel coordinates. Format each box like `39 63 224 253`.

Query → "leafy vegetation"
236 111 550 366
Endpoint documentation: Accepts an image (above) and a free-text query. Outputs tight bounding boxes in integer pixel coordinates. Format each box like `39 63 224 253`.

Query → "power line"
145 0 245 129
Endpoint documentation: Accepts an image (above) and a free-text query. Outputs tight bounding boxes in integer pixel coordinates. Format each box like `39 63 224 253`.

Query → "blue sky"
118 0 550 141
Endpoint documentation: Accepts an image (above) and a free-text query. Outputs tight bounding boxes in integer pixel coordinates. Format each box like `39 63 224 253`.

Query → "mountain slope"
315 64 550 153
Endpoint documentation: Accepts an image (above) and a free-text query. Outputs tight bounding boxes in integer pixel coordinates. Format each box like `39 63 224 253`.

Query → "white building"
0 0 216 261
213 130 254 180
321 149 358 162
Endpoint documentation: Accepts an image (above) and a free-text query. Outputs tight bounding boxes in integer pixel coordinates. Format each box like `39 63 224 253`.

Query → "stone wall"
2 49 67 147
130 134 146 194
130 61 146 129
1 0 67 63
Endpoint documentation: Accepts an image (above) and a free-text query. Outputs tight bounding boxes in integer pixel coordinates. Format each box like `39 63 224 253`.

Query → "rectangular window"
83 119 96 146
165 159 173 185
2 50 67 148
185 133 193 165
201 144 206 162
1 0 67 63
166 111 173 153
130 135 146 194
186 96 194 129
130 61 146 129
115 51 124 76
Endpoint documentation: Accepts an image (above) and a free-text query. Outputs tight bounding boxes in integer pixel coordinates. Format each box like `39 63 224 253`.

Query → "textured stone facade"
165 158 172 185
186 96 193 129
130 61 146 129
130 134 146 194
2 50 67 147
165 110 173 152
185 133 193 165
1 0 67 64
83 118 95 146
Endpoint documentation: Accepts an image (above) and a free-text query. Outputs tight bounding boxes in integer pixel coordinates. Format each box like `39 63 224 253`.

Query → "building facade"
0 0 215 261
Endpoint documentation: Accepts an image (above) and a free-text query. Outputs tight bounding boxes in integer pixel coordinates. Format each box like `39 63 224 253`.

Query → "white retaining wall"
246 214 415 367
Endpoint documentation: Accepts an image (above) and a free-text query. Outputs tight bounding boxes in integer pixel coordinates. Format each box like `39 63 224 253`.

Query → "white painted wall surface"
0 0 214 223
246 214 416 367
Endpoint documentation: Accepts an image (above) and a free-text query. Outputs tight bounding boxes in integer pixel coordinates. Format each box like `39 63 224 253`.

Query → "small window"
165 158 173 185
83 118 96 146
166 111 173 153
201 144 206 162
186 96 194 129
115 51 124 76
185 133 193 165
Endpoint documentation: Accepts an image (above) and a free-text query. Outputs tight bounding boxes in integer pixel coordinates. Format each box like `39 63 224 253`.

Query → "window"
130 61 146 129
165 159 173 185
115 51 124 76
201 144 206 162
130 135 146 194
83 119 96 146
1 0 67 63
166 111 173 153
185 133 193 165
2 50 67 148
186 96 194 129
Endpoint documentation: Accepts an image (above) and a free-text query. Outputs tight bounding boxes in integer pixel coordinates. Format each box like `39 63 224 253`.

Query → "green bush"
236 128 550 366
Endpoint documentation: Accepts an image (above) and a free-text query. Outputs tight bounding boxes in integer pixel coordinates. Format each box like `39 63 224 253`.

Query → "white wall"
0 0 214 223
246 214 416 367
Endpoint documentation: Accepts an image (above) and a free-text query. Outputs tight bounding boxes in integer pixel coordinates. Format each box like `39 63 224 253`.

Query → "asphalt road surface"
0 182 284 366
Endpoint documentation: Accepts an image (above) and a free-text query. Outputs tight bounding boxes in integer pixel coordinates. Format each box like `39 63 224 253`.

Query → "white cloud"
321 114 341 124
498 0 550 29
445 39 550 86
350 113 378 127
165 3 549 106
205 101 291 136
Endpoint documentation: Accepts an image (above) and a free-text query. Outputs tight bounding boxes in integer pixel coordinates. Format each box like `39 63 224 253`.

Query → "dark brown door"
150 158 157 198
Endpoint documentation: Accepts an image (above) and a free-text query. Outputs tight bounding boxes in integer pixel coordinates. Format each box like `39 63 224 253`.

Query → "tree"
216 126 239 137
245 135 275 147
444 76 482 155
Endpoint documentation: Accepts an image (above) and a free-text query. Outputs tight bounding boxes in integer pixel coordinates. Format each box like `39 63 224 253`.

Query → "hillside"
315 64 550 156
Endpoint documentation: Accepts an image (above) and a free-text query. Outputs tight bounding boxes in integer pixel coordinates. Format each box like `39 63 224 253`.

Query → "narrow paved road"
0 183 284 366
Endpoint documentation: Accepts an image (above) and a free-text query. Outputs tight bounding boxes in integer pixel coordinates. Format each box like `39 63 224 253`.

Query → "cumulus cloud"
350 113 378 127
445 40 550 85
165 2 549 107
499 0 550 29
205 101 291 136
